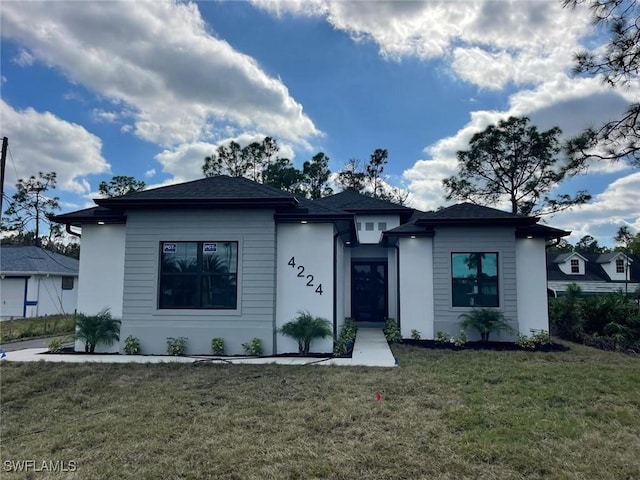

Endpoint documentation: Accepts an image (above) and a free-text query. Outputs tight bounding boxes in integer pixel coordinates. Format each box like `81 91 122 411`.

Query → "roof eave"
95 197 300 210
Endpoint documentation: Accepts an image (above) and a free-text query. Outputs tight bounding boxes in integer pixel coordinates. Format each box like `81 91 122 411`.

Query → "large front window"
159 241 238 309
451 253 498 307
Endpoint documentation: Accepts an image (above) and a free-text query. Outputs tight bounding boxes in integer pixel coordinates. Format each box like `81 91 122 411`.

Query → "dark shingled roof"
52 206 126 225
547 252 640 282
415 203 536 226
0 246 79 275
315 189 413 214
96 175 299 209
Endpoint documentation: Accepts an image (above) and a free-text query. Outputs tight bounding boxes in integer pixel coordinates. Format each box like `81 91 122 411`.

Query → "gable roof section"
595 252 633 264
0 246 79 275
96 175 299 210
314 189 414 219
552 252 588 263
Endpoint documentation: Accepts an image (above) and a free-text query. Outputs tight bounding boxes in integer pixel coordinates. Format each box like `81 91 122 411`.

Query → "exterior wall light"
98 221 105 225
300 220 308 224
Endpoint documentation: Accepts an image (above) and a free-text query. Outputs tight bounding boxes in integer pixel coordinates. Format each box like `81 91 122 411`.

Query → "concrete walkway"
0 328 397 368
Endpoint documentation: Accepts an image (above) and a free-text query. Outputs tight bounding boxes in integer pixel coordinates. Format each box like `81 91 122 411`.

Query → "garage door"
1 278 27 317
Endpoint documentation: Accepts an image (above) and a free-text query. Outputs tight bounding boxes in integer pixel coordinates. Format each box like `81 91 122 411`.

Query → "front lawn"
1 342 639 479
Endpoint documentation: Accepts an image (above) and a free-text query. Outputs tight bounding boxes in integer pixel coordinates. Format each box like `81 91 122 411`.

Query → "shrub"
242 338 263 356
435 331 450 343
278 310 332 354
123 335 141 355
47 337 64 353
334 318 357 355
383 318 402 344
515 333 536 349
410 329 421 340
453 330 467 347
166 337 188 356
210 337 225 355
75 308 121 353
458 308 514 342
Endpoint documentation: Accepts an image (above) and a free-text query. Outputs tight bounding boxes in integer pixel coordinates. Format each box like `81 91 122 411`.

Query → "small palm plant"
75 308 121 353
278 310 332 354
458 308 514 342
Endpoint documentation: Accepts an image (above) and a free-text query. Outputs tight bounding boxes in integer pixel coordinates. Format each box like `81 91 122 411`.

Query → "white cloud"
91 109 120 124
1 1 320 147
145 168 156 179
253 0 592 89
548 173 640 246
0 100 110 194
13 49 34 67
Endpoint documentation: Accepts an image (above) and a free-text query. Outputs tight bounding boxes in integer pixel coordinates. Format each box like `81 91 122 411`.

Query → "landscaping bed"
401 339 569 352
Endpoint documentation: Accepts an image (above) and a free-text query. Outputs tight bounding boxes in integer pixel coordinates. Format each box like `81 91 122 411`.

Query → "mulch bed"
401 339 569 352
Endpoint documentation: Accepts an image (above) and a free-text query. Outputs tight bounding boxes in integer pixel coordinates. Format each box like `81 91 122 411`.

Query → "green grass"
0 314 75 343
1 342 639 479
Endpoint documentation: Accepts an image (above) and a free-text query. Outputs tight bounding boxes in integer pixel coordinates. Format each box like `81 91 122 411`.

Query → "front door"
351 260 387 323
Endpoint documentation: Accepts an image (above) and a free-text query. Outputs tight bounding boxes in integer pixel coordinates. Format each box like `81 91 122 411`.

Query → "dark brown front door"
351 260 387 323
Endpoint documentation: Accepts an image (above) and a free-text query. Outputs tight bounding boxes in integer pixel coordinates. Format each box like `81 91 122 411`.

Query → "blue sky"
1 0 638 246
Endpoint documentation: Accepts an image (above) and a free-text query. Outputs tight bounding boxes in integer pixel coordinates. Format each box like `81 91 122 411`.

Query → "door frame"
350 259 388 323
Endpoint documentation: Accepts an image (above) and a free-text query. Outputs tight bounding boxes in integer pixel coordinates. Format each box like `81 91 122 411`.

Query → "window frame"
616 258 625 273
158 241 239 310
451 252 499 308
570 259 580 273
61 276 74 290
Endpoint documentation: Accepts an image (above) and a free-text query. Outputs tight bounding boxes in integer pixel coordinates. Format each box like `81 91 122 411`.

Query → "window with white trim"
570 259 580 273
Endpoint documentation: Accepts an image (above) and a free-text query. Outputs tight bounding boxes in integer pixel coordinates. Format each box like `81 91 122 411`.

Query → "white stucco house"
0 246 79 318
52 175 569 354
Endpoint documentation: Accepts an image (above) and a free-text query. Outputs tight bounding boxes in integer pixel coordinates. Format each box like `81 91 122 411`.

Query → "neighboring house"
0 246 79 318
547 251 640 296
52 175 569 354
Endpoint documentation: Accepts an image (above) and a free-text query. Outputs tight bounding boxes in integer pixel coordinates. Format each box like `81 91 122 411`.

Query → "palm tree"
458 308 514 342
278 311 332 354
75 308 121 353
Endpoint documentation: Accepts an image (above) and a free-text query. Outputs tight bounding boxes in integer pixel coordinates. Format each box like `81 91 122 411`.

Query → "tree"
2 171 60 246
564 0 640 165
203 141 246 178
75 308 121 353
202 137 280 181
98 176 146 197
336 158 366 191
443 116 591 215
301 152 333 199
278 310 332 354
366 148 389 199
262 158 304 193
574 234 608 254
548 238 575 254
614 225 636 293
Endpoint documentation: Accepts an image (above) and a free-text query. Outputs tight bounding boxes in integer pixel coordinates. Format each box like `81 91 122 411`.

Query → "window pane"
202 275 237 308
203 242 237 274
160 275 198 308
365 222 374 231
61 276 74 290
451 253 498 307
162 242 197 272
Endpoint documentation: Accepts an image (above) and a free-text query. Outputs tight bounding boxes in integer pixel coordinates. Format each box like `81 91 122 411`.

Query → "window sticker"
203 243 217 253
163 243 177 254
